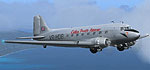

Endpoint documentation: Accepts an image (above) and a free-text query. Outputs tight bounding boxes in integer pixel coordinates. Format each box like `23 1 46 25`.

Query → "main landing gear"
90 48 102 54
116 44 130 51
117 47 125 51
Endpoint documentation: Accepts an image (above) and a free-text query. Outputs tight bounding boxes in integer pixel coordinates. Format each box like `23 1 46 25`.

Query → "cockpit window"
121 27 131 31
126 27 131 30
124 29 139 33
121 26 139 33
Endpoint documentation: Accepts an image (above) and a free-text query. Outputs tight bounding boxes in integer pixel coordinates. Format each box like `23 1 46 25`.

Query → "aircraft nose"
134 33 140 39
130 32 140 40
124 29 140 40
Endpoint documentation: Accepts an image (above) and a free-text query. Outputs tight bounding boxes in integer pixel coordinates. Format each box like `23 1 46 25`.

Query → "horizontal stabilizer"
16 36 45 39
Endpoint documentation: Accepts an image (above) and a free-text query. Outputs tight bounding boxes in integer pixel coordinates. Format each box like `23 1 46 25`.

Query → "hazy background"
0 0 150 70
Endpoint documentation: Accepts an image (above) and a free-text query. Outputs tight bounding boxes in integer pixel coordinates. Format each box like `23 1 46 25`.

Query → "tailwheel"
117 47 124 51
43 45 47 48
90 48 98 54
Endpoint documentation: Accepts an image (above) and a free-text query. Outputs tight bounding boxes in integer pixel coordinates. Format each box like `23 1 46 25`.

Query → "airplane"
3 15 149 54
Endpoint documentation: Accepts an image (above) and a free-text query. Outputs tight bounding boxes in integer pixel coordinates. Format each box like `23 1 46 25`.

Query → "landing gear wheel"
90 48 98 54
117 47 124 51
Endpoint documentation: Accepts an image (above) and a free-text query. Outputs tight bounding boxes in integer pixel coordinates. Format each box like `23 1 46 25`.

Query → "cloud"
0 0 127 31
0 0 54 31
123 0 150 63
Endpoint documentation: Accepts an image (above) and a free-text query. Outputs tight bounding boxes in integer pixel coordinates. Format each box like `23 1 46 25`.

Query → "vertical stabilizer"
33 15 49 36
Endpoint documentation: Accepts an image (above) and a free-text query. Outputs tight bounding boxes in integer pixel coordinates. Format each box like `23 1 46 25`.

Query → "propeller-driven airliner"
3 16 149 54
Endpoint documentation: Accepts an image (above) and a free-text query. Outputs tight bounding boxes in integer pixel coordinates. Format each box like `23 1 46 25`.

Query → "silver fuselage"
37 23 140 48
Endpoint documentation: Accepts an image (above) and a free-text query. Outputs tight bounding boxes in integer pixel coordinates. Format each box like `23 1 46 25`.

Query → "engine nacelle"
91 37 111 48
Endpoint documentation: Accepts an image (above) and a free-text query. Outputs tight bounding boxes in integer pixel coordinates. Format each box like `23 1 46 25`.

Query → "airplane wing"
4 40 94 47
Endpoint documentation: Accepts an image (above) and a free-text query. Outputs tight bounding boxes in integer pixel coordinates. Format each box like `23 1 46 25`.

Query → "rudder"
33 15 49 36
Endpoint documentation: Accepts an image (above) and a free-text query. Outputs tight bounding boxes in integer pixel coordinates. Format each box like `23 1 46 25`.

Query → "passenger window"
71 34 74 37
99 31 102 34
93 32 96 35
105 31 108 34
76 34 79 36
81 33 84 36
87 32 90 35
66 34 69 37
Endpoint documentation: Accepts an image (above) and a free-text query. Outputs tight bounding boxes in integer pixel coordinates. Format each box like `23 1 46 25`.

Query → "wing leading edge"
4 40 94 47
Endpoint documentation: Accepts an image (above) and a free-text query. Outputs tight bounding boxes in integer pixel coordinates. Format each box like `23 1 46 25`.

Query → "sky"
0 0 143 7
0 0 145 30
0 0 144 12
96 0 142 9
0 0 150 70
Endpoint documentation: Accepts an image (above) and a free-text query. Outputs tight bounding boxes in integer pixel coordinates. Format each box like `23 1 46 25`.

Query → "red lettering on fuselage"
90 28 100 32
71 28 101 34
71 30 80 34
80 29 88 33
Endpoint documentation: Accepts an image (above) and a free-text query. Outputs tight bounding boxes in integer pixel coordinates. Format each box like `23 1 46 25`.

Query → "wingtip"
1 40 5 43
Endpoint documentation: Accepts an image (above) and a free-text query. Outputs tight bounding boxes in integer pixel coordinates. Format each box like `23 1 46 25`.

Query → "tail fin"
33 15 49 36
